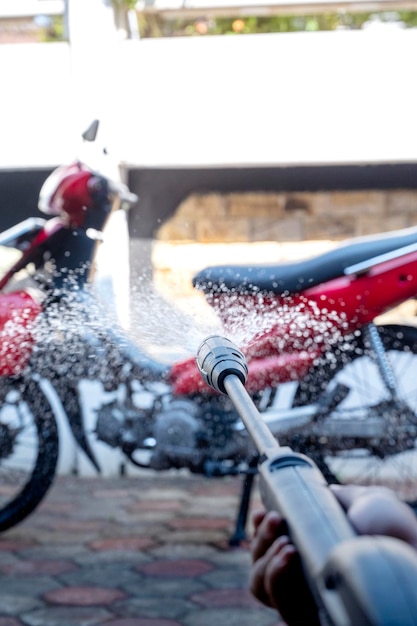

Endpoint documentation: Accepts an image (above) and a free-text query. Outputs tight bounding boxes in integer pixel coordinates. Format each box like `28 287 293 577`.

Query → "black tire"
291 324 417 503
0 376 59 531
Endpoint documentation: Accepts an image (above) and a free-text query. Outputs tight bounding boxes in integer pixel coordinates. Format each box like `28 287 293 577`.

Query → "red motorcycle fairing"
170 247 417 396
0 291 42 376
169 297 323 395
0 217 66 376
203 249 417 330
170 348 319 396
38 162 94 227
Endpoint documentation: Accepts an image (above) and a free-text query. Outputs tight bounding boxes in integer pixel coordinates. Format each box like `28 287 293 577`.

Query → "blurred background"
1 0 417 306
1 0 417 475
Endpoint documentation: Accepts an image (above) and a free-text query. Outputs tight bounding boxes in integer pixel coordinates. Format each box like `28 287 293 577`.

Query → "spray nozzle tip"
196 335 248 394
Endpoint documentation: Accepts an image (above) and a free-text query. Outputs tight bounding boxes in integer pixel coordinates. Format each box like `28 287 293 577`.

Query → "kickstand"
229 458 259 547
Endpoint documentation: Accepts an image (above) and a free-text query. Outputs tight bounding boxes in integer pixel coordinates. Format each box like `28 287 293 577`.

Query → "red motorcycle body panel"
39 163 93 227
302 251 417 324
170 348 320 395
0 291 41 376
171 249 417 395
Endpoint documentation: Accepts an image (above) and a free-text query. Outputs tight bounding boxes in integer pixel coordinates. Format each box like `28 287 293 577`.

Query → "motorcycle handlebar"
0 218 47 250
108 179 138 208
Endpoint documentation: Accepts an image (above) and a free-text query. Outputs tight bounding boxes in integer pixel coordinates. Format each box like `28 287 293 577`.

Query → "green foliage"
112 0 138 8
398 10 417 26
137 10 417 38
40 16 66 42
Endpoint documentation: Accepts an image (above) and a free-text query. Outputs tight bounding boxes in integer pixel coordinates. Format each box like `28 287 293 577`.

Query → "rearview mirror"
82 119 100 142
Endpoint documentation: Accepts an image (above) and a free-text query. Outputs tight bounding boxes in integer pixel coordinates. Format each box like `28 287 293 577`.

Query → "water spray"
196 335 417 626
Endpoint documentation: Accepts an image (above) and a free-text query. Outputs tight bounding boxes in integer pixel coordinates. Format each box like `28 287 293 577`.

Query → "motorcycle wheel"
0 376 59 531
292 323 417 505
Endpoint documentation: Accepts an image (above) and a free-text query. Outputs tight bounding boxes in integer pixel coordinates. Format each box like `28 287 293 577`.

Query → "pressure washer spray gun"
197 335 417 626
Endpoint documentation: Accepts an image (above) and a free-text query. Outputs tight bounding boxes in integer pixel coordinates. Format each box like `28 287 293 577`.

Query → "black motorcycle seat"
193 225 417 295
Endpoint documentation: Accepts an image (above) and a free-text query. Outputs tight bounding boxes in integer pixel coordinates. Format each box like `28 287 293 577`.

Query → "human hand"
330 484 417 549
250 484 417 626
250 508 320 626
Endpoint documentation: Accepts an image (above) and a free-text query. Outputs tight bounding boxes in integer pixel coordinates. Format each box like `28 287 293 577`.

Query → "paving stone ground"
0 472 283 626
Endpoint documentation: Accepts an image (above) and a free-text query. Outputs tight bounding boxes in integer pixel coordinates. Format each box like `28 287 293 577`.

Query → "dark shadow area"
0 168 53 231
127 162 417 239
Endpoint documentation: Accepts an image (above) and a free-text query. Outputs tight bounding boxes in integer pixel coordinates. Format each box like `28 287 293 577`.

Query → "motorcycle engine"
148 397 249 472
95 393 251 474
95 399 149 450
152 400 200 467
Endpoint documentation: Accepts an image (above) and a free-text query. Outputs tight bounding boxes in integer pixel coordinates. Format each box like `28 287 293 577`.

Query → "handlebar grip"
108 180 138 207
120 190 139 206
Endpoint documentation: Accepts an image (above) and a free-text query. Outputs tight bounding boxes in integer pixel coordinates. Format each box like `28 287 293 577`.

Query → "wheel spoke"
294 325 417 503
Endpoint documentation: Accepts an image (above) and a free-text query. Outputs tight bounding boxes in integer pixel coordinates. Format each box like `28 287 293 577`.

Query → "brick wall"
152 190 417 313
157 190 417 243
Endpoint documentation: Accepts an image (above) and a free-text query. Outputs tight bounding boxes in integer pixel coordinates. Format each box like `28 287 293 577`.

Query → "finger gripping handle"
260 452 356 578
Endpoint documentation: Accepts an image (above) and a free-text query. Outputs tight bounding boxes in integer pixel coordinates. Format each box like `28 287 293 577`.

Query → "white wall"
0 42 75 168
1 25 417 169
115 28 417 168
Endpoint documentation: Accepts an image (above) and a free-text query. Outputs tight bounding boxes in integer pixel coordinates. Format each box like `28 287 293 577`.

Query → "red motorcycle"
1 121 417 535
0 123 162 531
175 227 417 490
